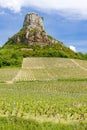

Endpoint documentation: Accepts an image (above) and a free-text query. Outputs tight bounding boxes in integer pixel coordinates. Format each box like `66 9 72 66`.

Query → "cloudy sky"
0 0 87 53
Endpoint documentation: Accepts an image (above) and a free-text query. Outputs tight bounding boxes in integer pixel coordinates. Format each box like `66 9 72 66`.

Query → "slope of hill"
12 57 87 82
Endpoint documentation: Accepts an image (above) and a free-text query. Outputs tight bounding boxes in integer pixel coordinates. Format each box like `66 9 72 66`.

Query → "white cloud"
0 0 23 12
0 0 87 19
69 45 76 52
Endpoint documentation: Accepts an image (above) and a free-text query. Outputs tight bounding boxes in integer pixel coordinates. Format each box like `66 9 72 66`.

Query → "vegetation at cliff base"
0 42 86 68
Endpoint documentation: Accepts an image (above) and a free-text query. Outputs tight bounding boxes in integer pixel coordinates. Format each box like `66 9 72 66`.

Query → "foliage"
0 47 23 67
0 116 87 130
0 40 87 68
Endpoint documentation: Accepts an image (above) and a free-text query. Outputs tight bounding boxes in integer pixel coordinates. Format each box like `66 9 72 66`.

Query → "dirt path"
71 59 87 71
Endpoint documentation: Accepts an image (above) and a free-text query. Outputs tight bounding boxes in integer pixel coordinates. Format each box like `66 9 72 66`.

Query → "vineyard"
0 58 87 129
0 68 19 83
14 58 87 81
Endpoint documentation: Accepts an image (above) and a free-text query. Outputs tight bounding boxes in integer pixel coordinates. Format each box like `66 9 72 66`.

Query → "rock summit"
5 12 58 46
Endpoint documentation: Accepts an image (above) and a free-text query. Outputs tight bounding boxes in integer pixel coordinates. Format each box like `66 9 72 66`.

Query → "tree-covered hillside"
0 42 86 68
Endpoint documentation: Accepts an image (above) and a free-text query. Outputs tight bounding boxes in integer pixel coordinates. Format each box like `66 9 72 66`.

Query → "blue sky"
0 0 87 53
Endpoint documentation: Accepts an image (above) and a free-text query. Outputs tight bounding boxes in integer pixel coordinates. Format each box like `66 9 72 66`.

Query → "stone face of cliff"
23 13 44 31
5 12 59 46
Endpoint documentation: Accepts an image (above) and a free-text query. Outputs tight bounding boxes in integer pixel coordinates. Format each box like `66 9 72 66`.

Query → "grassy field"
0 68 19 83
0 58 87 129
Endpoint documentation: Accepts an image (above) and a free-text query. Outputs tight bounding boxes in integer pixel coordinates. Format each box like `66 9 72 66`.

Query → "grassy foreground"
0 58 87 129
0 116 87 130
0 81 87 130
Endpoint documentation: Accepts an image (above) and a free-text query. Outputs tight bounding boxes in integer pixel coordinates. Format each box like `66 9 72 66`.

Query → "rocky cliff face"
23 13 44 31
5 12 58 46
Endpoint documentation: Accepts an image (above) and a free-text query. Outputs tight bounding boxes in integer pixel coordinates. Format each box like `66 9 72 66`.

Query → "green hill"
0 13 86 68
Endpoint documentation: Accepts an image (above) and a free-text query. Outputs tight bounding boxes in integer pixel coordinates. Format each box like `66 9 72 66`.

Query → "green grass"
0 116 87 130
0 81 87 123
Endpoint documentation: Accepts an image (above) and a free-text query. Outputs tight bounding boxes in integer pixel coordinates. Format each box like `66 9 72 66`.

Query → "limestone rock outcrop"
23 13 44 31
5 12 58 46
